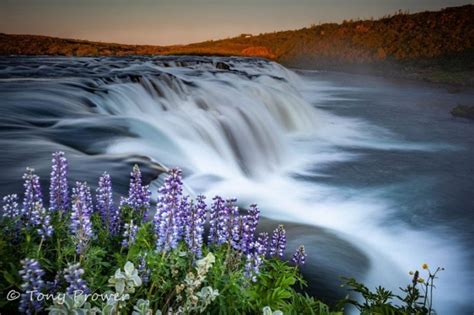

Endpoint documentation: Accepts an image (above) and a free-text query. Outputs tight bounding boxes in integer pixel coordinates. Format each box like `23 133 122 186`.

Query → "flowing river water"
0 56 472 314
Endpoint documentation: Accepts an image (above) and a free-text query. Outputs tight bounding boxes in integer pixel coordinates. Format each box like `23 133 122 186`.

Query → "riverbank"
1 5 473 87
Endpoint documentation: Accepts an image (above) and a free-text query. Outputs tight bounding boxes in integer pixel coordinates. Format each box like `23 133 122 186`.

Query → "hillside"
1 5 473 85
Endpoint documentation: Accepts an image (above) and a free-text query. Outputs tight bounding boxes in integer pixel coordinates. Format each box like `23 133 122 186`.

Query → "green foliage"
338 265 444 315
0 205 337 314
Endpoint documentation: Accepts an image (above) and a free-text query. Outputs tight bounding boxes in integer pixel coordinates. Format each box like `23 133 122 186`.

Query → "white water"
1 56 470 313
90 59 470 313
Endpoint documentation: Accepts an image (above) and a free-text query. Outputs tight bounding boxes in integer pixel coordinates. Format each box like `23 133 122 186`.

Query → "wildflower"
255 232 269 256
1 194 20 218
22 167 44 219
96 172 120 235
49 151 69 212
216 198 238 245
121 164 151 220
291 245 307 266
208 196 224 244
417 277 425 284
154 168 183 252
184 195 207 257
422 263 429 270
177 195 190 240
137 255 151 285
19 258 45 314
411 270 420 286
63 263 89 295
269 225 286 258
244 232 268 281
35 203 54 239
70 182 93 255
122 220 139 248
247 204 260 236
231 215 244 251
239 204 260 254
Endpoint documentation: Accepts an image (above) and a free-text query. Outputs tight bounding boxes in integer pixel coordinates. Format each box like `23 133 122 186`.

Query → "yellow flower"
418 278 424 283
409 271 414 275
422 263 429 270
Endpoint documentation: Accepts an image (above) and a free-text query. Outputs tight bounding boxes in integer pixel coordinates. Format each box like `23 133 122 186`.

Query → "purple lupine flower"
231 215 244 251
208 196 224 245
153 168 183 252
70 182 94 255
238 205 258 253
177 195 190 240
49 151 69 212
121 220 138 248
96 172 120 235
138 255 151 285
19 258 45 314
2 194 20 218
227 199 240 245
121 165 151 220
22 167 43 219
247 204 260 237
244 232 268 282
216 198 238 245
34 204 53 239
291 245 307 266
269 225 286 258
184 195 207 257
255 232 269 256
64 263 89 295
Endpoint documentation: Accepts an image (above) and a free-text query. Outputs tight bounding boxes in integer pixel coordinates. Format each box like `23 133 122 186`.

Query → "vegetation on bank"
0 152 443 314
1 5 473 85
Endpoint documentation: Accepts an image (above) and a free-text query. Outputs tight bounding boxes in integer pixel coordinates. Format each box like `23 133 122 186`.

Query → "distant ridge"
1 5 473 85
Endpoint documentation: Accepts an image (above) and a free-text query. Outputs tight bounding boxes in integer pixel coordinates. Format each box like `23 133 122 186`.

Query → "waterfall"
0 56 471 314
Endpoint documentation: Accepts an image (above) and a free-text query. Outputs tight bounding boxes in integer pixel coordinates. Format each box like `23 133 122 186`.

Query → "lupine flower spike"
291 245 307 266
70 182 94 255
35 203 54 239
22 167 43 220
121 164 151 221
19 258 45 314
269 225 286 258
63 263 90 295
2 194 19 218
184 195 207 257
240 204 260 254
122 220 139 248
244 232 268 281
154 168 183 252
96 172 120 235
208 196 224 245
49 151 69 213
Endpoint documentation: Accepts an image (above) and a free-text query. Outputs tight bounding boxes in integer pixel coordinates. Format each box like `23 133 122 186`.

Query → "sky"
0 0 471 45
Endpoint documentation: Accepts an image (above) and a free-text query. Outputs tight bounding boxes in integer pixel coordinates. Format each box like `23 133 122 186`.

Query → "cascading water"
0 56 472 314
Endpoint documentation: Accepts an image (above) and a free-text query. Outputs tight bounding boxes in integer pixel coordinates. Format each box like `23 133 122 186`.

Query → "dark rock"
215 61 230 70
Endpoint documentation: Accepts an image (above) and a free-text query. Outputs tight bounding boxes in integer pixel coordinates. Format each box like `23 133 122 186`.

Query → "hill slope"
1 5 473 85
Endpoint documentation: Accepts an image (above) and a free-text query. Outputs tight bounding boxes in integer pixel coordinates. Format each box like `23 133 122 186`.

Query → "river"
0 56 472 314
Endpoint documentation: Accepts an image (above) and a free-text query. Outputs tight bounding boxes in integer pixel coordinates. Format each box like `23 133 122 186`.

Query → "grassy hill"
1 5 473 85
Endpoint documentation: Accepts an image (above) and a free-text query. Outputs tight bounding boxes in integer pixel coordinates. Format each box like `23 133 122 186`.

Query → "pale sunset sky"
0 0 470 45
